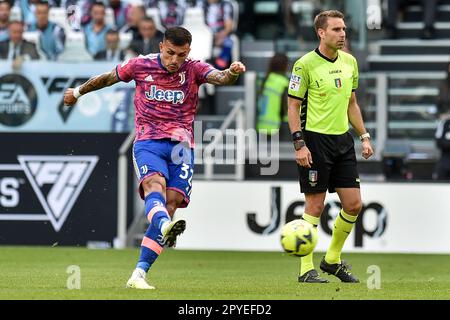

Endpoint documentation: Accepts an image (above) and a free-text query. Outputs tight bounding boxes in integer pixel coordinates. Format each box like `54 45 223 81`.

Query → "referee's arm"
288 96 313 167
287 96 302 133
348 92 374 159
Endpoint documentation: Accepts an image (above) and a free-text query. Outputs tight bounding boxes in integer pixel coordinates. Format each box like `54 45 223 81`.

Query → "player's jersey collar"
315 48 338 63
157 53 188 73
157 54 168 72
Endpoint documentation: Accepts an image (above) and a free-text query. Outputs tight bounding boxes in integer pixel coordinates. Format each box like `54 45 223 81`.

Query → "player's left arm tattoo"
79 69 119 95
206 69 239 85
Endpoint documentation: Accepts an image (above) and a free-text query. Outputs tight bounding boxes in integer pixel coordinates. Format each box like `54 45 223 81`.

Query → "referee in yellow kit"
287 10 374 283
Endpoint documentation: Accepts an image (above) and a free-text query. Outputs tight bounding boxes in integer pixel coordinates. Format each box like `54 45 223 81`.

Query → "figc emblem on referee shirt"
334 78 342 88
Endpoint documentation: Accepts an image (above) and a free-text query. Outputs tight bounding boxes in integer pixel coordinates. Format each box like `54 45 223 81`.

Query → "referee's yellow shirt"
288 48 359 135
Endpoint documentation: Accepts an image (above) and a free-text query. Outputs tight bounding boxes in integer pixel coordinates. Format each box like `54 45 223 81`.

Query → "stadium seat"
181 7 213 61
57 32 93 62
22 31 47 60
119 32 132 50
228 0 239 33
105 8 115 28
227 0 240 62
10 6 21 22
146 7 165 32
49 7 70 31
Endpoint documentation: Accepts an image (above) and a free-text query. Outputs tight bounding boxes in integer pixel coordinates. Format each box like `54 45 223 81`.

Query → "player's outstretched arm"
206 61 246 85
64 69 120 106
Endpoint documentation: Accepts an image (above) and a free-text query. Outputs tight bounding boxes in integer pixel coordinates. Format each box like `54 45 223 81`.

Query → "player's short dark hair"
314 10 345 33
164 27 192 46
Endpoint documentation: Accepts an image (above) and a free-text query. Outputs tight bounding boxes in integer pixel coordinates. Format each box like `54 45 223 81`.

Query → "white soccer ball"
280 219 318 257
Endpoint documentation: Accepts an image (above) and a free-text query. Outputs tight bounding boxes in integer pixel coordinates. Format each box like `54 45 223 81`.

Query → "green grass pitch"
0 246 449 300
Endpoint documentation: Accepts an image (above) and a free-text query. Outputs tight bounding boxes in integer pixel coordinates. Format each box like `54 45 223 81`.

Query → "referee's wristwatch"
292 130 306 151
293 139 306 151
360 132 371 142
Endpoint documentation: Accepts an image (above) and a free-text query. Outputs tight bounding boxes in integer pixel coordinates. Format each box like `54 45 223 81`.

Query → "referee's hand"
361 140 374 159
296 147 313 168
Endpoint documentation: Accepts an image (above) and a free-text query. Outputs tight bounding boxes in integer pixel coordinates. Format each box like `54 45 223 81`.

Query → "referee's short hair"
314 10 345 34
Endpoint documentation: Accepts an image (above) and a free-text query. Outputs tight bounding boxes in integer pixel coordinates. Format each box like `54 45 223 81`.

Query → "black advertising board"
0 133 130 246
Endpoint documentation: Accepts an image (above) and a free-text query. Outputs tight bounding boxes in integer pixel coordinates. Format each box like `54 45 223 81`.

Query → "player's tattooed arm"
63 69 119 106
80 69 119 93
206 61 246 85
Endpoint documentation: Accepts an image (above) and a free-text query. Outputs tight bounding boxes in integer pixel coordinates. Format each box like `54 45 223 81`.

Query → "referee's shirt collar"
315 48 338 63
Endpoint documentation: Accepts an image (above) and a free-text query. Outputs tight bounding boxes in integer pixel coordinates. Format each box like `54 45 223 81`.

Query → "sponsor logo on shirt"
144 74 154 82
145 85 185 104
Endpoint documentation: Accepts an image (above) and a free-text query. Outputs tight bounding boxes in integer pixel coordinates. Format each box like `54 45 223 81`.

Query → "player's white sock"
160 220 170 235
132 267 147 279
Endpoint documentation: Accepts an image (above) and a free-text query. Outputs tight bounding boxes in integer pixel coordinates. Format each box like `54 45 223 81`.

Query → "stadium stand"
48 7 69 31
146 7 165 32
9 5 21 21
57 31 93 62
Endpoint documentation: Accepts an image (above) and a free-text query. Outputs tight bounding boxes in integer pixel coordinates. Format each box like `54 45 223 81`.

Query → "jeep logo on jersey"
0 74 37 126
145 85 185 104
8 155 98 231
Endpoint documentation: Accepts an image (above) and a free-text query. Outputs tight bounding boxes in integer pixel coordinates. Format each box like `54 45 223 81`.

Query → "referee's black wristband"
292 131 303 141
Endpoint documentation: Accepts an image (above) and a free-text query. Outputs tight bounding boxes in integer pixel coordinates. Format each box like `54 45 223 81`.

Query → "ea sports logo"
0 74 37 127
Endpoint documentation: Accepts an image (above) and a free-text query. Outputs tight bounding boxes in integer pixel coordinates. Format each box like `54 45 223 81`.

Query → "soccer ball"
280 219 318 257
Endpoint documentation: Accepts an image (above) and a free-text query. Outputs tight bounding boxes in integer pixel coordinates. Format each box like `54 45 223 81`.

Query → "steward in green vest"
257 53 289 135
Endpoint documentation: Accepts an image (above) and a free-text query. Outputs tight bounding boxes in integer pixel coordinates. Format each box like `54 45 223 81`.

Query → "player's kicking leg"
162 189 188 247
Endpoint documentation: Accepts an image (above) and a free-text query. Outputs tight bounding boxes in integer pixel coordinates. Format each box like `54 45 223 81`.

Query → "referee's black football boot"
320 257 359 283
298 269 329 283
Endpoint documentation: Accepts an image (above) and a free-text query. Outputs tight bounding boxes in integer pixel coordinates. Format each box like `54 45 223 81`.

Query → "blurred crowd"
0 0 237 69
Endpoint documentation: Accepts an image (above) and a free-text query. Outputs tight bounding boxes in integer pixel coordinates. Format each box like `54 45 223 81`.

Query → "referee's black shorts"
298 130 360 194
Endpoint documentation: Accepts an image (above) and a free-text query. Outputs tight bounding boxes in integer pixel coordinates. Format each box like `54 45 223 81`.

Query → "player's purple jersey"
116 53 215 147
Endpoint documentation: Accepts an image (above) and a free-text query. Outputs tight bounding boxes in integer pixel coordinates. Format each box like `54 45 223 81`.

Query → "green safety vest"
257 72 289 134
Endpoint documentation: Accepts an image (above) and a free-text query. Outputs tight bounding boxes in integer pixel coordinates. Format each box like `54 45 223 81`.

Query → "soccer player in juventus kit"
287 10 374 283
64 27 246 289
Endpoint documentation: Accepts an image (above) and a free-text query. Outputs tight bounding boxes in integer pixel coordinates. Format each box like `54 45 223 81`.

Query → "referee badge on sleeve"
289 75 301 92
308 170 318 187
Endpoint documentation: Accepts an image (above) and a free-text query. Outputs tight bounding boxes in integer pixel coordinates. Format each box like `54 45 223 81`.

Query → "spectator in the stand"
435 65 450 180
108 0 129 30
385 0 439 39
119 2 145 40
435 111 450 180
198 0 234 69
0 21 40 70
84 1 112 56
280 0 296 37
159 0 186 29
64 0 90 31
256 53 290 140
28 1 65 60
0 0 11 42
19 0 38 27
128 16 163 56
94 28 125 61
